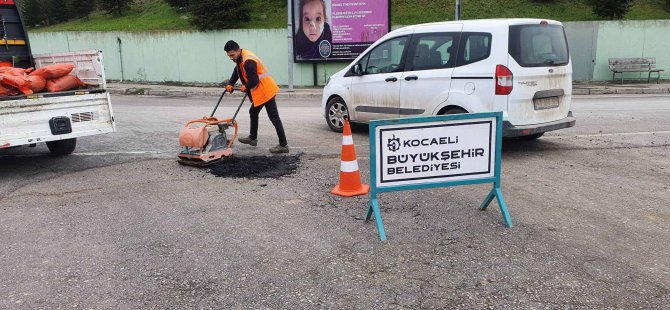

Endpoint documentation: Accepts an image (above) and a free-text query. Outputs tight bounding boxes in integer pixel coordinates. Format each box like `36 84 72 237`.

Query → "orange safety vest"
239 50 279 107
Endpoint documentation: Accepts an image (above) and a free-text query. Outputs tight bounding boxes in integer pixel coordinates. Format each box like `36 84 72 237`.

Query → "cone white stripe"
342 135 353 145
340 160 359 173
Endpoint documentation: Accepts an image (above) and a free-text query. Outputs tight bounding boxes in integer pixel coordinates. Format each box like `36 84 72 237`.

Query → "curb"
107 88 323 99
573 87 670 95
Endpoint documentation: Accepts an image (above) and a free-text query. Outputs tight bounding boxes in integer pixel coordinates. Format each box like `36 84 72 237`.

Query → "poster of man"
292 0 390 62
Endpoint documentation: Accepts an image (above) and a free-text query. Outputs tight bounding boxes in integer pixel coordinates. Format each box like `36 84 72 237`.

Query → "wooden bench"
609 57 664 84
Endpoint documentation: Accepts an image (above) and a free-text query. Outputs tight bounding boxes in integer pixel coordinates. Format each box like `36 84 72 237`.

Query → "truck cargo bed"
0 50 115 150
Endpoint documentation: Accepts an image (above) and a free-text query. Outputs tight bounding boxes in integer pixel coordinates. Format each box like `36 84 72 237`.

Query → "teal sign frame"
366 112 513 241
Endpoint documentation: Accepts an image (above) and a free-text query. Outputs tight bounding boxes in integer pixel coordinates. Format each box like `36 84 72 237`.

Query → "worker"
224 40 289 154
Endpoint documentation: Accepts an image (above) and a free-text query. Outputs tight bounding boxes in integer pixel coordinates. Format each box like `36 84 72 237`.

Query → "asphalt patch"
209 155 300 179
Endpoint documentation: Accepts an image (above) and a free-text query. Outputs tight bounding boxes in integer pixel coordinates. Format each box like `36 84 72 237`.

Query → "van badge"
549 69 554 73
518 81 538 87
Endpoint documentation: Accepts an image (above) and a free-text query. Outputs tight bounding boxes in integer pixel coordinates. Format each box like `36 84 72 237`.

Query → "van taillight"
495 64 513 95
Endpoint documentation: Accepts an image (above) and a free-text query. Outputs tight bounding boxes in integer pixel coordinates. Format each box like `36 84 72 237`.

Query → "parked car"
321 18 575 139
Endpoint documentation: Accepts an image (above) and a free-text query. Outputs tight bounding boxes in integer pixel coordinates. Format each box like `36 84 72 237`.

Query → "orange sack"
0 67 33 76
0 83 20 96
46 75 85 92
0 74 33 94
30 63 75 79
26 75 46 93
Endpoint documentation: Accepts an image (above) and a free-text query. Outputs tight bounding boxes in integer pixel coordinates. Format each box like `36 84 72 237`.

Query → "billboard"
291 0 391 63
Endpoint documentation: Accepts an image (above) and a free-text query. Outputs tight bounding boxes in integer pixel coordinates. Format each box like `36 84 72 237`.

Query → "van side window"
364 36 407 74
407 33 459 71
456 32 492 67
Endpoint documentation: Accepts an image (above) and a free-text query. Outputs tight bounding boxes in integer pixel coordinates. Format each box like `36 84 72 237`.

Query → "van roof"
393 18 563 33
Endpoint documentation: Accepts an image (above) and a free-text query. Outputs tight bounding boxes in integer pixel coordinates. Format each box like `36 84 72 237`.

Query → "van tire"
518 133 544 140
439 107 468 115
326 97 349 133
46 138 77 155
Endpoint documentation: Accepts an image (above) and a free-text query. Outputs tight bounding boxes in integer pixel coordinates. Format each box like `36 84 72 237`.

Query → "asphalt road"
1 94 669 309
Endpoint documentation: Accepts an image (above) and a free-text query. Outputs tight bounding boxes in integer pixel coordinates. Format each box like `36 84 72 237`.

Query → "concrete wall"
590 20 670 81
27 20 670 86
27 30 346 87
565 20 670 81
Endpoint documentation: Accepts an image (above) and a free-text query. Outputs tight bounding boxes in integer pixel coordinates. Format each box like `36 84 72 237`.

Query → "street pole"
287 0 294 90
455 0 461 21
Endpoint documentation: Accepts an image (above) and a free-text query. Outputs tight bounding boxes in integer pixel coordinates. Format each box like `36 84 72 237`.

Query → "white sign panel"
375 118 496 187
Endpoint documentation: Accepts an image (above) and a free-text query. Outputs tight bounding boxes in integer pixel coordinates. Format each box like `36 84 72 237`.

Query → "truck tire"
46 138 77 155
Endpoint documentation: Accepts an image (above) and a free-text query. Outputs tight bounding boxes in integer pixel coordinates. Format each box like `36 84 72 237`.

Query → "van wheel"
518 133 544 140
46 138 77 155
326 97 349 133
439 107 468 115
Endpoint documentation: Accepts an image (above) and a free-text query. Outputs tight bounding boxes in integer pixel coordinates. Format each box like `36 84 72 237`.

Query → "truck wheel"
46 138 77 155
518 133 544 140
326 97 349 133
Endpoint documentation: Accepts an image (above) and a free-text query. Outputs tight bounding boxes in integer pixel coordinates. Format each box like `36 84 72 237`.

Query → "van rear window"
508 24 569 67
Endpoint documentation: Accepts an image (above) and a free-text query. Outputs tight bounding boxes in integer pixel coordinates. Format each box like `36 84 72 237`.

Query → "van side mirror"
352 63 363 76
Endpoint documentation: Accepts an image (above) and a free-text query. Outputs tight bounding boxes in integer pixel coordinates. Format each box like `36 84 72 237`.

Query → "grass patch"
393 0 670 24
30 0 670 32
31 0 193 32
244 0 289 29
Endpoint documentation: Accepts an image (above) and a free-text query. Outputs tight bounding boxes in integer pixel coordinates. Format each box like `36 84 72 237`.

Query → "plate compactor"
177 90 247 167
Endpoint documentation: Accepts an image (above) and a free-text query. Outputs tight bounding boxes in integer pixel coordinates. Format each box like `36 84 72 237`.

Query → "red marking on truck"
0 143 10 148
0 1 16 5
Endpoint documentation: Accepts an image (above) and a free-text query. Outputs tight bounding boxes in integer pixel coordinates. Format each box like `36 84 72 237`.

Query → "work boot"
238 136 257 146
269 144 289 154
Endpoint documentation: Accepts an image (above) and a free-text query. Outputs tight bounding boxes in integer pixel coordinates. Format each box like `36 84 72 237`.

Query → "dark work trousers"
248 97 288 147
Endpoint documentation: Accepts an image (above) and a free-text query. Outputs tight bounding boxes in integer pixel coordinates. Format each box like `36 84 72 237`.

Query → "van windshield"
508 24 569 67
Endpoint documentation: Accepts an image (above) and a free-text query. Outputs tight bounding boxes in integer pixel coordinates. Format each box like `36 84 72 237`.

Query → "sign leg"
479 187 496 210
480 186 513 228
367 198 387 241
365 201 374 222
495 187 513 228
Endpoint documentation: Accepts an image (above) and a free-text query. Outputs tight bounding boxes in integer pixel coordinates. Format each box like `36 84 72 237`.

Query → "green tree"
21 0 44 27
46 0 70 24
100 0 134 16
165 0 188 8
589 0 634 19
666 0 670 12
68 0 96 19
188 0 250 30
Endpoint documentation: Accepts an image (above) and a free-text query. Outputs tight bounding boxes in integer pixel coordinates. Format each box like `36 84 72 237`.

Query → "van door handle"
385 77 398 82
404 75 418 81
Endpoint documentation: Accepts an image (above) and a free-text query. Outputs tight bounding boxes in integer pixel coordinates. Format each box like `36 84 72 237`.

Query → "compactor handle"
210 87 242 117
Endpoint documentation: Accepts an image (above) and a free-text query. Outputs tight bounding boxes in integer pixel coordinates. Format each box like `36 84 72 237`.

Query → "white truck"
0 2 115 155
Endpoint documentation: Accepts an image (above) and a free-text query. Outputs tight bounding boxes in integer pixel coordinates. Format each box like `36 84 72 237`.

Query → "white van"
321 18 575 139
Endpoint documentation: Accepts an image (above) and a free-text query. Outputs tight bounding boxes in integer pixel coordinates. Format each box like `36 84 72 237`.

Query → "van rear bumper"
503 111 575 137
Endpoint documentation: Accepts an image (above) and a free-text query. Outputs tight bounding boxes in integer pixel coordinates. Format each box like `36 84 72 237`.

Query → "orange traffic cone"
331 119 370 197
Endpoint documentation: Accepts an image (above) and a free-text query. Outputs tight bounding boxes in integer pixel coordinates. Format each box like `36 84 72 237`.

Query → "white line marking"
72 151 167 156
291 145 370 149
543 130 670 139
